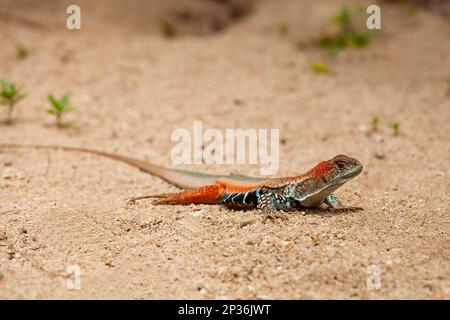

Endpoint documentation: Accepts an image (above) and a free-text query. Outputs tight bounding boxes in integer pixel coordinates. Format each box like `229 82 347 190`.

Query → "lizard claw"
126 195 158 206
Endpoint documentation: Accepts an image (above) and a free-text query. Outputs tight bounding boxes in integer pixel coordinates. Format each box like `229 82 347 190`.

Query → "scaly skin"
0 144 363 219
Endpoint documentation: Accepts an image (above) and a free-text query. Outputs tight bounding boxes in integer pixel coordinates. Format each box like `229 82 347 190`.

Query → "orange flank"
154 180 263 205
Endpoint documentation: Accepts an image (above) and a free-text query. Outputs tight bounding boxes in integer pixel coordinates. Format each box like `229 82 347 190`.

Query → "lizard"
0 143 363 219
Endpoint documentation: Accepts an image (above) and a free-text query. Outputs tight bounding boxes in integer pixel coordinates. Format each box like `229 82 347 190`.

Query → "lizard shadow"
224 206 363 217
296 207 364 217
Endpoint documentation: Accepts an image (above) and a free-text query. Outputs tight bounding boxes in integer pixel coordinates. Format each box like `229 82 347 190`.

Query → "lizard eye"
336 162 345 169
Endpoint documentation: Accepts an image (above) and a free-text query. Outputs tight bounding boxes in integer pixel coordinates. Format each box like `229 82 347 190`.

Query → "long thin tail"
0 143 218 189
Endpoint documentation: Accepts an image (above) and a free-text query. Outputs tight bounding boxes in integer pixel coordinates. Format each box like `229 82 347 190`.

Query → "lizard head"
311 154 363 185
292 155 363 206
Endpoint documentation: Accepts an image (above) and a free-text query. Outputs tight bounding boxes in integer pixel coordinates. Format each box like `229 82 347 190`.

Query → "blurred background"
0 0 450 300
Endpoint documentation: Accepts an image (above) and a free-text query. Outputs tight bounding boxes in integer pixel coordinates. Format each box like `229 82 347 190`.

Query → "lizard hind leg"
257 193 289 222
128 184 226 205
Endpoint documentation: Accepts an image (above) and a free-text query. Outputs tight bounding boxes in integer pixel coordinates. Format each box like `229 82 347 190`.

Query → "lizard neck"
295 182 344 207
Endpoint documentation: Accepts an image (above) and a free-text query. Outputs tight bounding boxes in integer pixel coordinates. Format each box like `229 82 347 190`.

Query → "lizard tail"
0 143 206 189
129 184 226 205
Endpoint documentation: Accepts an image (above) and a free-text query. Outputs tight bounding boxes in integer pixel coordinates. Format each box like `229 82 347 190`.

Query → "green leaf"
0 79 25 104
277 22 289 36
332 7 350 25
371 116 380 128
60 95 68 108
46 108 55 114
0 80 14 98
445 76 450 85
0 79 11 90
346 31 372 48
311 61 329 73
16 44 29 59
388 122 400 136
48 94 61 109
314 35 341 52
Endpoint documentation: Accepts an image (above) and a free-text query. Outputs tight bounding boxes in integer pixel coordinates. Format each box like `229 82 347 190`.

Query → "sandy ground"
0 0 449 299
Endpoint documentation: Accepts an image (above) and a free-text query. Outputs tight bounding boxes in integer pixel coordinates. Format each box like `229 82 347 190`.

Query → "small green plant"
315 34 347 52
46 94 74 127
16 44 29 60
345 30 372 47
370 116 380 131
406 4 419 16
332 7 351 32
445 76 450 86
388 122 400 136
0 79 26 124
311 61 329 73
277 22 289 36
314 6 375 52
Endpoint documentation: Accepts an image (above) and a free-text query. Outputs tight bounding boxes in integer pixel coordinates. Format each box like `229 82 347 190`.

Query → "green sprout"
332 7 352 32
0 79 26 124
311 61 329 73
314 6 375 52
46 94 74 127
388 122 400 136
445 75 450 86
370 116 380 131
277 22 289 36
406 4 419 16
315 33 347 52
16 44 29 60
345 30 372 47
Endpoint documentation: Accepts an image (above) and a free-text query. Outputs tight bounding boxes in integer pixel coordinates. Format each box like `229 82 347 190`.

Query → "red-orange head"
306 155 362 184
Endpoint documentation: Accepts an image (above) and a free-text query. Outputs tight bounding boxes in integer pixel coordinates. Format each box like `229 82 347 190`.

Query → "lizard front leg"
257 193 292 221
325 194 362 212
324 194 343 209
